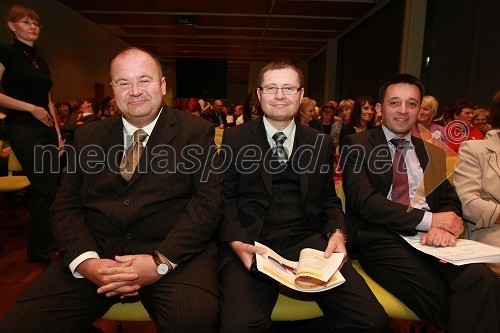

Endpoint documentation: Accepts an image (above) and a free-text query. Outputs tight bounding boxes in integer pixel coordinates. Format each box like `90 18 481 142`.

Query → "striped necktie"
120 129 148 181
272 131 288 164
390 138 410 206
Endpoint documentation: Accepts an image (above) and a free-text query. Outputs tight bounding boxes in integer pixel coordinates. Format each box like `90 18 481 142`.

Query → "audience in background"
297 97 323 131
319 104 335 135
60 98 100 145
184 97 202 117
243 89 263 121
234 104 244 125
446 99 484 152
54 99 73 126
472 106 492 136
331 99 354 149
339 95 375 152
411 95 448 148
454 90 500 276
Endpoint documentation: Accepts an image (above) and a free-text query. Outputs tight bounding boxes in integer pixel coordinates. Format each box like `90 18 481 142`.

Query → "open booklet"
401 232 500 265
253 241 345 293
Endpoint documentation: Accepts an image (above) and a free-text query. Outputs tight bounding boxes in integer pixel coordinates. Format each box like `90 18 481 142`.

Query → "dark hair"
243 89 262 122
257 59 304 88
447 99 474 118
55 100 73 114
378 74 424 103
491 90 500 129
350 96 375 129
6 5 40 25
83 98 100 114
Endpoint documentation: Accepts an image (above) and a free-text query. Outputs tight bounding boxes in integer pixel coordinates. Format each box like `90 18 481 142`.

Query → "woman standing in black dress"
0 5 60 262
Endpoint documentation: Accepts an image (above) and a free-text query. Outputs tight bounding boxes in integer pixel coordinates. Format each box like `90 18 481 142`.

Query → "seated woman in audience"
331 99 354 149
318 104 335 135
54 99 73 127
184 97 202 117
338 95 375 152
411 95 447 146
472 106 492 136
447 99 484 152
454 90 500 276
297 97 323 131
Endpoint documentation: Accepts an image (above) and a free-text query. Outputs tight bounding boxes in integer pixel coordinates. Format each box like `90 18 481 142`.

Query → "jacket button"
125 233 132 240
124 199 131 206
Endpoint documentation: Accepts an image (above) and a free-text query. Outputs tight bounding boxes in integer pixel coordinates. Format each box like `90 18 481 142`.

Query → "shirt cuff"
156 251 178 269
416 211 433 232
69 251 100 278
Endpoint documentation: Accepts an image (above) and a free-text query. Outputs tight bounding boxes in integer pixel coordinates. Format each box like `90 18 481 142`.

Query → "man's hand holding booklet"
253 241 345 293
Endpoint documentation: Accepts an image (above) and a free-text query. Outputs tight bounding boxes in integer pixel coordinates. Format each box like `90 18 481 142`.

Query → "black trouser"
357 231 500 333
6 123 59 260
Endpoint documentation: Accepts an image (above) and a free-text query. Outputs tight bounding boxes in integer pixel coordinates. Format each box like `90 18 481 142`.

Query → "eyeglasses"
321 105 334 110
111 78 159 90
17 20 42 28
259 86 301 95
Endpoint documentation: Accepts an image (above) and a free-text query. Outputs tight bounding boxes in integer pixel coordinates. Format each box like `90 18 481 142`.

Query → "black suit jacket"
340 126 461 248
219 118 344 245
50 106 223 294
60 114 101 145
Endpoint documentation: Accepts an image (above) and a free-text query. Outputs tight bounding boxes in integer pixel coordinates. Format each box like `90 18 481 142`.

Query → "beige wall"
0 0 176 105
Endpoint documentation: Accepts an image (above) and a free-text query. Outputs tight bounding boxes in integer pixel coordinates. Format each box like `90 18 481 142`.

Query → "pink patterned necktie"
120 129 148 181
390 138 410 206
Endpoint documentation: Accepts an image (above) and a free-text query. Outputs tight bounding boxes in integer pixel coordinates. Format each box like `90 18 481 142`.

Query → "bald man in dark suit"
2 47 222 333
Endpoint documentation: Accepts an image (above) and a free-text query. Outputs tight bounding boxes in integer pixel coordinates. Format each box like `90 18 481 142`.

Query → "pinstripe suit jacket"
49 106 223 294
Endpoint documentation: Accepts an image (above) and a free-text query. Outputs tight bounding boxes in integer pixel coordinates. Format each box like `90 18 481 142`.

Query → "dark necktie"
272 131 288 164
390 138 410 206
120 129 148 181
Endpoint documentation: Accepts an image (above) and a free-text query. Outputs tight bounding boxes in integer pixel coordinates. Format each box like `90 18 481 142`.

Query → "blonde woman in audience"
331 99 354 148
472 106 492 136
411 95 447 146
454 90 500 275
297 97 323 131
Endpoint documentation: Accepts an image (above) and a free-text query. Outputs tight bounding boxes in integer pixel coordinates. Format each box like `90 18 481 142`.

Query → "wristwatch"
327 228 348 243
152 251 170 275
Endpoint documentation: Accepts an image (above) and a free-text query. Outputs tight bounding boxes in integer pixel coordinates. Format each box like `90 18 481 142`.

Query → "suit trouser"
0 258 219 333
357 231 500 333
219 223 390 333
6 123 59 260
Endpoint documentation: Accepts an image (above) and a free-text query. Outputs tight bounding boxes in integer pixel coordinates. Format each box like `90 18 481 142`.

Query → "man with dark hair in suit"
341 74 500 333
218 59 389 332
2 47 223 332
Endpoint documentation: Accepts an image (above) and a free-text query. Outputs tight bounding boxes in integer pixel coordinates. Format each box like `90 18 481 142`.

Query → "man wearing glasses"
218 59 388 332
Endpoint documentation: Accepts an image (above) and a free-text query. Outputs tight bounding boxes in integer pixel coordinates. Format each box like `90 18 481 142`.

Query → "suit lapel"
100 116 125 196
254 119 273 196
369 127 392 192
127 107 178 188
485 134 500 178
292 125 308 203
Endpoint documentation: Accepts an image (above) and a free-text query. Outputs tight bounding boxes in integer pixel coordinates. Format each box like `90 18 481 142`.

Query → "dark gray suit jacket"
50 106 223 294
341 126 461 249
219 118 344 245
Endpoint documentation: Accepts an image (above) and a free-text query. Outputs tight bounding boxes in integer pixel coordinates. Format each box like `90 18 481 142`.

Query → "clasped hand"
421 211 464 247
77 255 161 298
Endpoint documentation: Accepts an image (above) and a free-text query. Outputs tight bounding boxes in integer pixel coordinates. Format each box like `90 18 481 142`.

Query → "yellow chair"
0 145 31 193
103 293 324 322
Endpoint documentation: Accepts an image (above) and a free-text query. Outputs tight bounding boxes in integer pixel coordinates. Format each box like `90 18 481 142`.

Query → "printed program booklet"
254 241 345 292
401 232 500 265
